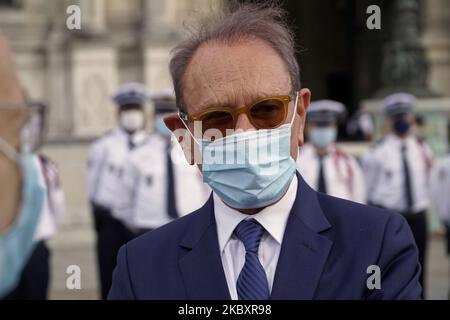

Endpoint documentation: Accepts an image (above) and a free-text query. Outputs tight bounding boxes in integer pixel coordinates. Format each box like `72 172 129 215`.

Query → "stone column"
142 0 181 93
142 0 182 41
45 0 73 139
79 0 107 35
141 0 224 93
46 31 73 139
44 0 116 139
377 0 435 97
422 0 450 96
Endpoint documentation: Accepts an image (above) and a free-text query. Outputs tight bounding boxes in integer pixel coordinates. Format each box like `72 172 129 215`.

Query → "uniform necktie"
234 219 270 300
128 136 136 150
401 144 414 211
166 142 179 219
318 155 327 194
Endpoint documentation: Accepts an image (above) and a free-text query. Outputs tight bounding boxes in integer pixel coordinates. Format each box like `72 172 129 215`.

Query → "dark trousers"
444 223 450 300
91 202 136 300
444 223 450 255
402 211 428 299
3 241 50 300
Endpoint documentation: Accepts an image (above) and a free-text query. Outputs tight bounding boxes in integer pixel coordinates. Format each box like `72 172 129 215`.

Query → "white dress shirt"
362 134 432 213
214 175 298 300
429 155 450 224
297 143 366 204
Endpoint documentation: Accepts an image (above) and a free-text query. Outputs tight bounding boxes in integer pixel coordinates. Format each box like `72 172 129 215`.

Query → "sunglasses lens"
200 111 234 136
250 98 287 129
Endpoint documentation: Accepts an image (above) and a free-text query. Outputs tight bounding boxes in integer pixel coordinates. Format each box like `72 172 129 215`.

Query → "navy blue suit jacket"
108 173 422 300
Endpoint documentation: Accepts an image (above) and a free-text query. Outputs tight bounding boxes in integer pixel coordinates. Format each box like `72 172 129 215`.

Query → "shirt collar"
214 175 298 253
117 128 147 145
388 133 413 147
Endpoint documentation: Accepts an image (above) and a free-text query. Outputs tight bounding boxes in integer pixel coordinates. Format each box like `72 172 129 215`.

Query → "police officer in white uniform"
297 100 366 204
4 102 65 300
86 83 150 299
112 90 210 234
429 152 450 298
362 93 433 296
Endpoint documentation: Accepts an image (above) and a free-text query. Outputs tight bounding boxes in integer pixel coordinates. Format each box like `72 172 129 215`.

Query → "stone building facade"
0 0 219 139
1 0 449 299
0 0 449 141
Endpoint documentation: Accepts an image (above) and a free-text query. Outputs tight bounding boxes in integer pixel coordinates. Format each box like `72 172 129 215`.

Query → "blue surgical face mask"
181 94 298 209
0 138 46 298
309 127 337 149
155 115 172 137
393 114 411 135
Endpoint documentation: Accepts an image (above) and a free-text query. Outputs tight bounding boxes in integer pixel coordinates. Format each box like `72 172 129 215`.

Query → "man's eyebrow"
197 92 286 111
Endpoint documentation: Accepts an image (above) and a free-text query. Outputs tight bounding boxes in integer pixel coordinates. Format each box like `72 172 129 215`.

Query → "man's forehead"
182 39 291 113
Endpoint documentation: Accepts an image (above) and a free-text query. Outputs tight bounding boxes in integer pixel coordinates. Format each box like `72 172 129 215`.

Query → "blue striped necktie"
234 219 270 300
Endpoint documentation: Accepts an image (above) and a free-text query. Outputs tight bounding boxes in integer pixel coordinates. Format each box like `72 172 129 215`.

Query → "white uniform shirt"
34 154 65 241
362 134 433 213
112 134 211 230
214 176 297 300
297 144 366 204
429 155 450 224
86 128 148 209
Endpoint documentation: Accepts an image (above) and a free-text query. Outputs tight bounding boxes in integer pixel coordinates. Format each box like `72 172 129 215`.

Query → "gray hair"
169 1 301 112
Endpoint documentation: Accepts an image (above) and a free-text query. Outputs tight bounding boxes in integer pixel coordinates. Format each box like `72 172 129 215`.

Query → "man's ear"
164 113 195 165
296 88 311 146
163 112 184 132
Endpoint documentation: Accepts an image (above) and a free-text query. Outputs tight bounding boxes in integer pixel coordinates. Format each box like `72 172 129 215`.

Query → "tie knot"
234 220 265 253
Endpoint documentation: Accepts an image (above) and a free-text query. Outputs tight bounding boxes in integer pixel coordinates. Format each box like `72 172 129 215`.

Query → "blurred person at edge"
111 90 210 237
109 2 421 300
346 107 375 141
3 102 65 300
0 34 46 298
412 115 429 145
429 151 450 299
297 100 366 204
86 82 151 299
362 93 433 298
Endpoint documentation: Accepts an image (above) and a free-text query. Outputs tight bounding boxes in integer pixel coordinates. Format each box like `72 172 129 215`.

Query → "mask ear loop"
178 114 206 165
178 114 201 146
0 137 20 164
288 91 299 127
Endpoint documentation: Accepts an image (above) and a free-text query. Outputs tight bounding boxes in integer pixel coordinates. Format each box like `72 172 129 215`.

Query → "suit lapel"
178 195 231 300
271 173 333 300
178 173 333 300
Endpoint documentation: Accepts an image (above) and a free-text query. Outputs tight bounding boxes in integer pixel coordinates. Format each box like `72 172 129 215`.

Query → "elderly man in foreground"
109 2 421 300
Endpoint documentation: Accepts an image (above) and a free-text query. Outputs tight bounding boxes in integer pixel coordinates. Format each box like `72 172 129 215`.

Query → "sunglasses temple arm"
289 92 299 125
178 114 202 146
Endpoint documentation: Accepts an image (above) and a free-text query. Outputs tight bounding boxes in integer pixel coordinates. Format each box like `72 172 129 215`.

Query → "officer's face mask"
119 110 145 132
392 114 411 136
0 134 46 297
309 126 337 149
155 114 173 137
180 94 298 210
